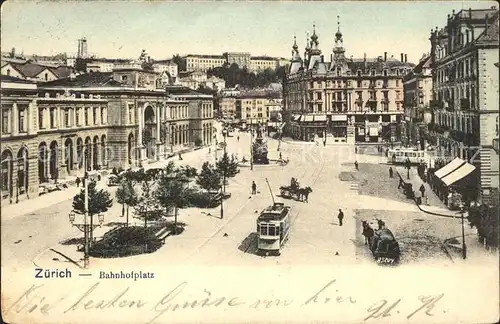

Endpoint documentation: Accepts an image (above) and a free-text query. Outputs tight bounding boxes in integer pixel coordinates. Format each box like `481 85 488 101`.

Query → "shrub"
89 226 163 258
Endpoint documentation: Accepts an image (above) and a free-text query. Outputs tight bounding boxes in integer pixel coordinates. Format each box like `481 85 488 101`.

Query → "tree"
72 180 113 245
171 54 186 71
216 153 240 178
154 167 196 234
133 182 163 228
197 162 221 191
74 58 89 72
115 179 138 226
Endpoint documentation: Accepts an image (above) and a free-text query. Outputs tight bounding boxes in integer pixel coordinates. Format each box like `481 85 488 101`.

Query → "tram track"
242 148 329 256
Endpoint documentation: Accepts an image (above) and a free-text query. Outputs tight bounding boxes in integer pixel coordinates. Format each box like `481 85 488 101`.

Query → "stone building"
283 21 413 143
429 7 499 203
1 70 214 206
403 54 433 146
237 92 282 126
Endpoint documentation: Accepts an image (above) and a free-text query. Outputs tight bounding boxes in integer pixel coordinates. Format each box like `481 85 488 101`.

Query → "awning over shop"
303 115 314 122
434 157 465 179
291 114 300 121
331 115 348 121
314 115 327 122
441 162 476 186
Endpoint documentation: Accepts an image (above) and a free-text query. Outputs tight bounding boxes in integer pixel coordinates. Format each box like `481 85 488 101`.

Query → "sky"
1 0 498 64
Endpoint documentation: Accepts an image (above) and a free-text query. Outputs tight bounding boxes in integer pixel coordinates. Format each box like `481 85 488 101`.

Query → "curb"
395 170 459 219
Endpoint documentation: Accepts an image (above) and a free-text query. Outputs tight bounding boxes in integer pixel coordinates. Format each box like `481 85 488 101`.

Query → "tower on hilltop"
77 38 88 59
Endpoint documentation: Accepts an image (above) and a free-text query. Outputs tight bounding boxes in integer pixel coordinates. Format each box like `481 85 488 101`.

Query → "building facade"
403 54 433 146
237 93 282 125
283 23 413 143
220 97 237 119
1 71 215 206
183 53 290 73
429 7 499 202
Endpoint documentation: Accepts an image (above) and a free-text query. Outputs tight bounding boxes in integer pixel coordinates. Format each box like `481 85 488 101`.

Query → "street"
2 132 498 274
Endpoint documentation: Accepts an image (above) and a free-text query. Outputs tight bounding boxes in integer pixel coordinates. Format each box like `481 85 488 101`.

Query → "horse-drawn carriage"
279 177 312 202
362 219 400 265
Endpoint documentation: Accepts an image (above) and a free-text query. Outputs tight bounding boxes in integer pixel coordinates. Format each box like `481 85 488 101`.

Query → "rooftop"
41 72 122 87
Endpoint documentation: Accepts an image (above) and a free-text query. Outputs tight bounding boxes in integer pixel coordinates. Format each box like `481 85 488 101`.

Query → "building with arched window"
429 7 499 203
283 20 414 143
1 70 215 206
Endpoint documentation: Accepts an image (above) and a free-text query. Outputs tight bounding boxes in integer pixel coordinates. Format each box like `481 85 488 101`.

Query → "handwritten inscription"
364 293 445 321
4 280 445 323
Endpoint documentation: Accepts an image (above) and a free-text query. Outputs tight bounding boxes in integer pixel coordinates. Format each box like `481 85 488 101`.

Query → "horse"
361 221 375 245
297 186 312 203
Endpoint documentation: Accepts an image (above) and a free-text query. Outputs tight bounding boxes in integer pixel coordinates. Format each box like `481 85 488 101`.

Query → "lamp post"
220 128 227 220
250 128 254 171
459 202 467 260
68 210 105 269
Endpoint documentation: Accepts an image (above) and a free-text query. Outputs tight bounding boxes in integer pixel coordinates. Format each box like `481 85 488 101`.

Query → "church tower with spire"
307 24 323 70
289 35 303 74
330 16 348 72
304 32 311 69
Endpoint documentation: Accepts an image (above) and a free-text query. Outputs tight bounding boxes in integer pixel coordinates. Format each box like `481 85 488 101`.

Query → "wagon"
370 228 401 265
279 186 299 199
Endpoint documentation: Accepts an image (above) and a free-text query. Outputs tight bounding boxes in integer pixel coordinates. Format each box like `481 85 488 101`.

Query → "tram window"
268 227 276 236
276 227 280 236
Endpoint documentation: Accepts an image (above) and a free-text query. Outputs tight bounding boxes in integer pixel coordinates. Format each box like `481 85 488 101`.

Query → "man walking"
337 209 344 226
75 177 81 188
419 184 426 204
251 181 257 195
389 167 393 178
354 161 359 170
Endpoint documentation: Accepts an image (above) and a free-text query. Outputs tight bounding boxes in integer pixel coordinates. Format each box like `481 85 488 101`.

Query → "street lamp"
68 210 105 268
459 202 467 260
220 128 227 220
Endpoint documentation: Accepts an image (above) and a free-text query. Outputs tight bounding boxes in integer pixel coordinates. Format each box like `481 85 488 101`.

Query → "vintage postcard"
1 0 499 323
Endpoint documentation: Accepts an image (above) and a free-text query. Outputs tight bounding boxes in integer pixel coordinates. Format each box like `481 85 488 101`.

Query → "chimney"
404 54 407 63
400 53 404 62
320 55 324 62
485 14 489 30
384 52 387 61
469 8 472 18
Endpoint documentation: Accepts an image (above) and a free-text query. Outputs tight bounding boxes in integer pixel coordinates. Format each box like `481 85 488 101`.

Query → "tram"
256 202 291 256
387 148 426 165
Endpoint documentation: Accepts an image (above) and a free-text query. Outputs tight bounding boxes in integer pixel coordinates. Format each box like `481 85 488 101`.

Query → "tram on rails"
387 148 426 165
256 202 291 256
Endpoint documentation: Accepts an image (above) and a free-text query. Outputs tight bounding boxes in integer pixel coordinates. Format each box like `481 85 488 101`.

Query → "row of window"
436 55 476 84
307 79 401 89
310 102 402 113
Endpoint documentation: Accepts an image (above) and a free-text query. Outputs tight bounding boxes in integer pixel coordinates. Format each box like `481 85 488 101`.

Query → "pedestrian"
209 147 211 154
337 209 344 226
178 153 183 160
354 161 359 170
75 177 81 187
389 167 393 178
419 184 426 203
414 189 422 205
323 140 326 147
355 146 358 154
279 152 282 160
237 136 240 142
251 181 257 195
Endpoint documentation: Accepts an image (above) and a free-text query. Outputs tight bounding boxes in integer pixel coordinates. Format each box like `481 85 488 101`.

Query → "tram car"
370 228 401 265
387 148 426 165
256 202 291 256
